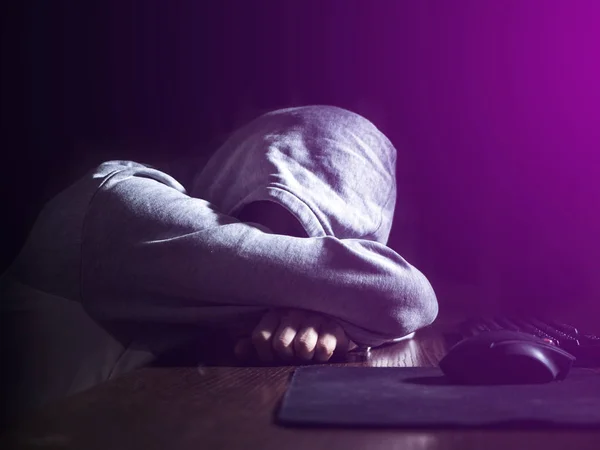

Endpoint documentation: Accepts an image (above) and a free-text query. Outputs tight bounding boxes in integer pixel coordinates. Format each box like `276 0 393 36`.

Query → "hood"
191 105 397 244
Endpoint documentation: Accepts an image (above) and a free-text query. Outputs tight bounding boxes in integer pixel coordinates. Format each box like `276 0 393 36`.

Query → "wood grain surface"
2 322 599 450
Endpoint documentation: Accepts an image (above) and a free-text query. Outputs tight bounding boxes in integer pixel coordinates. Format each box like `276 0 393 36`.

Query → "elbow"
413 267 439 327
386 266 439 336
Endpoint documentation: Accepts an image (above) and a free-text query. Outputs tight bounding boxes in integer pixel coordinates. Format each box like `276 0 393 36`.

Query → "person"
0 105 438 417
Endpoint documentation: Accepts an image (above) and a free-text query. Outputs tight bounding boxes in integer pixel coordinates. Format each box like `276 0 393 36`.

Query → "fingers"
294 316 353 363
314 320 340 362
251 310 280 362
294 314 321 361
272 310 303 361
248 309 353 364
331 322 350 354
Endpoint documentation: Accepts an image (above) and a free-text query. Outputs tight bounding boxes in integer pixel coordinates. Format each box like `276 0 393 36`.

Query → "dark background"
2 1 599 317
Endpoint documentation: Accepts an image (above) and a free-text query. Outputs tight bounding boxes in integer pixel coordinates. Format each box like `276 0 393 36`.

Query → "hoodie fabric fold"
0 105 438 414
191 106 397 243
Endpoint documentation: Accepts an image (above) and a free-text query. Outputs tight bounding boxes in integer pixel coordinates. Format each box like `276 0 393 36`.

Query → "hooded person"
0 105 438 417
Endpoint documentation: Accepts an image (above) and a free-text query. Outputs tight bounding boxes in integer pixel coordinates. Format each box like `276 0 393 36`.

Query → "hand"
234 309 356 363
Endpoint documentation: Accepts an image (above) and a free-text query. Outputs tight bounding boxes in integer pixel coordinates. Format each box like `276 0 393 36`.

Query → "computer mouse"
439 330 576 385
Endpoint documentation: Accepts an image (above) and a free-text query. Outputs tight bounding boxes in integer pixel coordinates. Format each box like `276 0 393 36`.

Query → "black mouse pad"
277 366 600 429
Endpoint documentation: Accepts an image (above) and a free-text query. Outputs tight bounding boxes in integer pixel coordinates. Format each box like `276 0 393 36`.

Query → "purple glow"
26 1 600 316
94 1 599 315
368 1 600 315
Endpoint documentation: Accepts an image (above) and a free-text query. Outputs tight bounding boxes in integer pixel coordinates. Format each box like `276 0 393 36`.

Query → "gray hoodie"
1 106 437 412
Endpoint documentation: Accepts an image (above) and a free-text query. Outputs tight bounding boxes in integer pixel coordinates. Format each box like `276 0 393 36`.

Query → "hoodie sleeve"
81 163 438 347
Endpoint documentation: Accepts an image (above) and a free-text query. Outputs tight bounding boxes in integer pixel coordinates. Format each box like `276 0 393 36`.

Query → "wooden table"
2 321 599 450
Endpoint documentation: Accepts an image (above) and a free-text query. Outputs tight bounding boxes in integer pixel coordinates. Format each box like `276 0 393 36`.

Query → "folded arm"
81 164 438 347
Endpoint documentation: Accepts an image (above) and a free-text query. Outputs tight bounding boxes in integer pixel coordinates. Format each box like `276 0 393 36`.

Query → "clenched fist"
234 309 356 363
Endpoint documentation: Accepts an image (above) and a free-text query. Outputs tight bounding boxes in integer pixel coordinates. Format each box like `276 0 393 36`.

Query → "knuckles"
316 336 336 356
273 334 294 353
251 329 271 345
294 338 311 352
248 311 347 363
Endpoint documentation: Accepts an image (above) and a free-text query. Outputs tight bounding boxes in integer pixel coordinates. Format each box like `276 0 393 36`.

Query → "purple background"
3 1 599 316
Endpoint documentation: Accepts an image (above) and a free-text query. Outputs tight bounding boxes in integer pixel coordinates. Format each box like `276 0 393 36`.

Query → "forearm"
81 168 438 345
